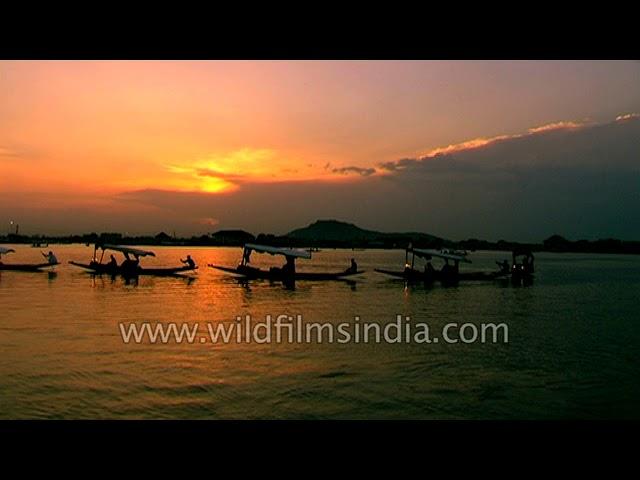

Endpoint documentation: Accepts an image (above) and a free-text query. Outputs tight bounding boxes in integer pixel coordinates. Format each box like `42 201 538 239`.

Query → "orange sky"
1 60 640 236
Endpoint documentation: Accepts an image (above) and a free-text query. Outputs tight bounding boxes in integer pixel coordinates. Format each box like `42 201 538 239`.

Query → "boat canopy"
243 243 312 259
0 246 16 255
97 244 156 257
410 248 472 263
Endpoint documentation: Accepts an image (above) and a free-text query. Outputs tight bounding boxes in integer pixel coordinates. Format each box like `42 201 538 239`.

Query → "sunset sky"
1 60 639 240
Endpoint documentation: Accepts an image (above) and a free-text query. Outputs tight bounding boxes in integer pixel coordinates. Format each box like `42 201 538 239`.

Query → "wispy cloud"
0 146 20 159
195 168 246 182
163 147 331 193
527 121 584 133
423 136 512 157
198 217 219 227
0 143 42 161
616 113 640 121
379 117 596 172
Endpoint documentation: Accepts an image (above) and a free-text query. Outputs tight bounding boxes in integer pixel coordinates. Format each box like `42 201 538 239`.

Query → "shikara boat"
375 247 509 283
510 249 535 283
0 246 60 272
69 243 198 277
209 243 364 281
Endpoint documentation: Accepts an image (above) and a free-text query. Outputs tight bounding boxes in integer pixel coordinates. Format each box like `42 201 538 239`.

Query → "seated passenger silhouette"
345 258 358 274
181 255 196 269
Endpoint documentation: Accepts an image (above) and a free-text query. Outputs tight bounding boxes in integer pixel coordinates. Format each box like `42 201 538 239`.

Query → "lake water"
1 245 639 419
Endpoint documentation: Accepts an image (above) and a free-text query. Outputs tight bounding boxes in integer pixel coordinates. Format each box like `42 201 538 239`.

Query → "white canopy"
98 244 156 257
411 248 471 263
244 243 312 259
0 246 16 255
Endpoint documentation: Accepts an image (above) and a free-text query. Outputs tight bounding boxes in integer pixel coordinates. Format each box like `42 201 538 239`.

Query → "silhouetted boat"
374 247 508 283
509 249 535 283
69 244 198 277
0 246 60 272
209 243 364 281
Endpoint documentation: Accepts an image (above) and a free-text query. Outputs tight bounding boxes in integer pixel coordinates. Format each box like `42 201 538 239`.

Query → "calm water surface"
1 245 639 419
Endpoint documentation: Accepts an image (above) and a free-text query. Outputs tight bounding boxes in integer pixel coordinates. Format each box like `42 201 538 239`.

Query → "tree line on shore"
2 230 640 255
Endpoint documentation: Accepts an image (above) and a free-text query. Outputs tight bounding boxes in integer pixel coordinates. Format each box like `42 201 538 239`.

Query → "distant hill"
286 220 443 247
211 229 255 245
288 220 377 242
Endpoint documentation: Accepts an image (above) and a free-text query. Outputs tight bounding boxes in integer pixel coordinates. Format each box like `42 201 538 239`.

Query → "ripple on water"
2 247 640 419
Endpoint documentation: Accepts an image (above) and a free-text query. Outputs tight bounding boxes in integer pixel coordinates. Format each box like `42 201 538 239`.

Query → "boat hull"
209 264 364 281
0 262 59 272
69 261 119 275
69 261 197 277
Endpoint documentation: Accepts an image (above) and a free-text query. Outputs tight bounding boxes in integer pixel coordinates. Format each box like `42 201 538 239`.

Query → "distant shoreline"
5 219 640 255
3 234 640 256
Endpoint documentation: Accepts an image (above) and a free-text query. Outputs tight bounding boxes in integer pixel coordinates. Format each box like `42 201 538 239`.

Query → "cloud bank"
2 115 639 241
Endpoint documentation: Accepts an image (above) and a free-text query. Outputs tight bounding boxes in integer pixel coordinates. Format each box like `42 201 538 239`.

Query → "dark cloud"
366 117 640 240
332 166 376 177
378 157 419 172
381 118 640 175
116 116 640 241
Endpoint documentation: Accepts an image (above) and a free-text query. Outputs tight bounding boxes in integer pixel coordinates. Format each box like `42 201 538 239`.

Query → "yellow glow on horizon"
158 147 347 193
200 176 237 193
